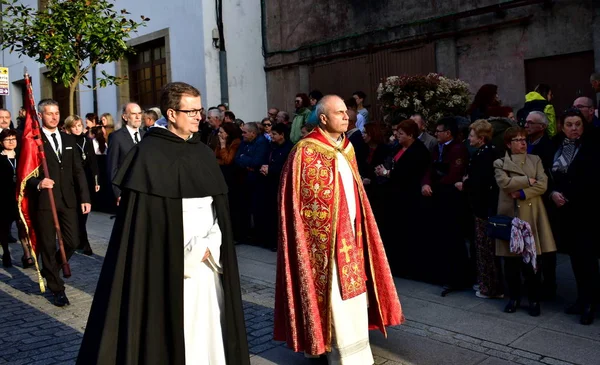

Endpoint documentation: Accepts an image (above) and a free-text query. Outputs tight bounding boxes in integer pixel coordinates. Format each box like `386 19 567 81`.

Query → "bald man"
275 95 403 364
107 102 145 200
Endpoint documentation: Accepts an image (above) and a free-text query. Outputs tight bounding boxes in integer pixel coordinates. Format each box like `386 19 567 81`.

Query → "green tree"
0 0 149 115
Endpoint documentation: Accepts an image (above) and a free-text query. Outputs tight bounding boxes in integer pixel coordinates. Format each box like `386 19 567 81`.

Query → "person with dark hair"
306 90 324 125
259 122 293 251
516 83 556 136
217 103 228 112
353 91 369 122
224 110 236 123
345 97 367 132
468 84 500 122
216 122 242 166
550 109 600 325
85 113 98 131
78 81 249 365
261 117 273 141
289 93 311 143
0 129 33 268
28 99 91 306
494 126 555 317
421 116 471 293
375 119 431 278
143 109 159 131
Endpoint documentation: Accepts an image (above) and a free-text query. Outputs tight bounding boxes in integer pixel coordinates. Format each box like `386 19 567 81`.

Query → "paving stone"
540 358 575 365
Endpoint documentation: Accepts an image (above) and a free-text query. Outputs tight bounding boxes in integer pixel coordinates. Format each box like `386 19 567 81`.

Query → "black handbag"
486 215 513 241
487 199 518 241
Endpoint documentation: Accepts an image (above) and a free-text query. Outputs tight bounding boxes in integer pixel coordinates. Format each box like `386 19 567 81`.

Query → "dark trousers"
570 251 600 306
540 252 557 296
77 208 91 251
0 219 11 256
504 257 541 302
35 204 79 293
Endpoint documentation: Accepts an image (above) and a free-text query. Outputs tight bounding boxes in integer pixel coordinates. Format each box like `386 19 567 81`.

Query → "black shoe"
21 256 34 269
565 302 583 315
7 235 17 243
528 302 541 317
504 299 520 313
2 253 12 268
580 304 594 325
53 291 71 307
83 248 93 256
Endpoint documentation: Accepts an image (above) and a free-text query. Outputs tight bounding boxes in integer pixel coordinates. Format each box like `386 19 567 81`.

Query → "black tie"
51 133 62 160
134 131 139 144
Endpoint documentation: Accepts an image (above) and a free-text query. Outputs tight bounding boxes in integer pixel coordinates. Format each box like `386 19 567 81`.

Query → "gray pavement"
0 211 598 365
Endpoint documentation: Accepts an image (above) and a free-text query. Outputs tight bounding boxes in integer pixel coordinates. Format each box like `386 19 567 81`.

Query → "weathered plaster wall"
265 0 596 115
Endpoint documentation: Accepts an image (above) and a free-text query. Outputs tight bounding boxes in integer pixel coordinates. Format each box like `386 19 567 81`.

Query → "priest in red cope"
274 95 404 364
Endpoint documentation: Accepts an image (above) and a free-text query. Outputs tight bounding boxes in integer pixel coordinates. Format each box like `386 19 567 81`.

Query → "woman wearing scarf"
0 129 34 268
493 127 555 317
549 109 600 325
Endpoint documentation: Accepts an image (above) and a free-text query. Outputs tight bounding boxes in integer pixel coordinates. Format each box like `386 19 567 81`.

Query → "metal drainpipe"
217 0 229 107
91 65 98 115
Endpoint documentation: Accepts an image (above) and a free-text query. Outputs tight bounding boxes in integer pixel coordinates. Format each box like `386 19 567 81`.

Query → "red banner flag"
16 72 45 292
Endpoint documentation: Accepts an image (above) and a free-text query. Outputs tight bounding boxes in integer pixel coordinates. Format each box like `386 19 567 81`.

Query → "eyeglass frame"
262 122 272 127
434 129 449 134
1 138 17 142
174 109 203 117
573 104 592 110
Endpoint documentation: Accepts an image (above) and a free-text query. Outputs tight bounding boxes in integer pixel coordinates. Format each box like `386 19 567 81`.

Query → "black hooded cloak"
77 128 249 365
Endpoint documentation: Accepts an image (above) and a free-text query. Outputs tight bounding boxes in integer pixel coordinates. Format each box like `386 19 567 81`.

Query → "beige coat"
493 152 556 256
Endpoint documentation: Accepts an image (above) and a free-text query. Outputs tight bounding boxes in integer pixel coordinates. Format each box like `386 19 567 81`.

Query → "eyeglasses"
262 123 272 127
511 138 527 143
174 109 202 117
524 120 542 125
2 138 17 142
573 104 592 109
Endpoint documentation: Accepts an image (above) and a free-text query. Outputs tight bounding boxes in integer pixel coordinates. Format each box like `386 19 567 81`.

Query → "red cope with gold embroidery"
274 127 404 356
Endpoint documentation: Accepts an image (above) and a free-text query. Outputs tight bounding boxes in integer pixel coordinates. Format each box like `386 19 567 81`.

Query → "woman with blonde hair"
64 115 99 255
100 112 115 138
457 120 503 299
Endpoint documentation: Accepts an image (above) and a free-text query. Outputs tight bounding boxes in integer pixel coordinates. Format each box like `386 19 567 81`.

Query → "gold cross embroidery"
339 239 353 263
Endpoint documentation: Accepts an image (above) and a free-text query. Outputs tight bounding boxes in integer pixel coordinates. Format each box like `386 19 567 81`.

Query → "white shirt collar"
125 124 140 142
42 127 62 154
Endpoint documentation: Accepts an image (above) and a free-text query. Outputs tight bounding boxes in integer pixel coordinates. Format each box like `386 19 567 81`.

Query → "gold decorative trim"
17 167 46 293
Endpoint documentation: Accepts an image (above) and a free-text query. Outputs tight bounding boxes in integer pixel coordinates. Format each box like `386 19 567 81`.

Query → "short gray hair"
590 73 600 82
277 111 289 121
244 121 260 134
528 111 548 125
38 99 59 112
208 108 223 120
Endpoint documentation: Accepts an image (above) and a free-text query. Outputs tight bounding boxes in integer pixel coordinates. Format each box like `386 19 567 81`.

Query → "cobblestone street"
0 212 599 365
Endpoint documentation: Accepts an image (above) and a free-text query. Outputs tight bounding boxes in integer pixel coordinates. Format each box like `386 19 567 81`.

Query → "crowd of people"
0 73 599 363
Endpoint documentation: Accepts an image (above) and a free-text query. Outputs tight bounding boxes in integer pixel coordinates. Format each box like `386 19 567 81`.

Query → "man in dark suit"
27 99 91 307
107 102 144 203
421 116 472 295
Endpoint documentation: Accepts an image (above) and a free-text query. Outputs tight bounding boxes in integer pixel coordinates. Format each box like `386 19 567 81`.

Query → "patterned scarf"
552 138 578 173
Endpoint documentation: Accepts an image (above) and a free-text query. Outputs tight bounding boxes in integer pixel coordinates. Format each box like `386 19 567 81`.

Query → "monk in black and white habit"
77 82 250 365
